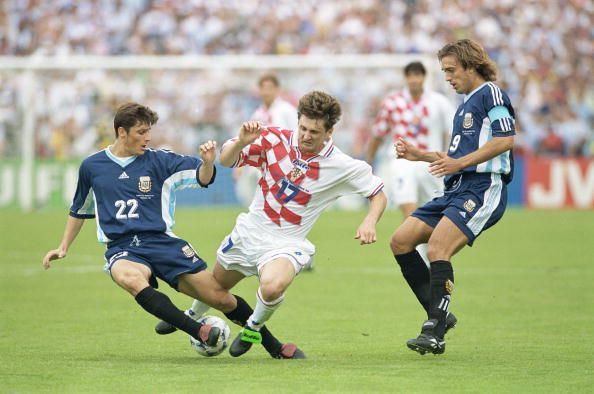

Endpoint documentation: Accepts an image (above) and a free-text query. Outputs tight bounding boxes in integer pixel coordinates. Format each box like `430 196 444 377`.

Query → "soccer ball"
189 315 231 357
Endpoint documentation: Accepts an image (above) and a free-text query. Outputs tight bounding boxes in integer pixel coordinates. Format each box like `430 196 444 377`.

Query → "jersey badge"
118 171 129 179
463 199 476 212
138 176 152 193
182 244 196 258
288 167 303 183
463 113 473 128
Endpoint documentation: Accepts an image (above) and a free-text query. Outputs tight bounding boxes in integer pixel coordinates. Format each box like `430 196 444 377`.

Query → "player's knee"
113 269 148 294
259 281 286 302
390 232 411 254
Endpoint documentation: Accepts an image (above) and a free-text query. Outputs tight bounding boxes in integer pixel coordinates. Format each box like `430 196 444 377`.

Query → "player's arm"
42 215 85 270
355 190 387 245
219 121 262 167
197 140 216 185
428 136 514 177
395 137 446 163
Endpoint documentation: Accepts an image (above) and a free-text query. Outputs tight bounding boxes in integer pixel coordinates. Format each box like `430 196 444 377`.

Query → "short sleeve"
69 161 95 219
483 83 516 137
344 159 385 198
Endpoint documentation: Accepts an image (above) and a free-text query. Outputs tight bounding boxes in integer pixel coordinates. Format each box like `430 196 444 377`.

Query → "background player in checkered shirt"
157 91 387 358
367 61 455 266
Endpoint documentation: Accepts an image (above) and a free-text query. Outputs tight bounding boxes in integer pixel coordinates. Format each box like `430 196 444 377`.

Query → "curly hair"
113 102 159 138
297 91 342 130
438 39 497 82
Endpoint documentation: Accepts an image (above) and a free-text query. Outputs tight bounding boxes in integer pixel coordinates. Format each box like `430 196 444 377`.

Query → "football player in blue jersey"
390 39 516 355
42 103 300 358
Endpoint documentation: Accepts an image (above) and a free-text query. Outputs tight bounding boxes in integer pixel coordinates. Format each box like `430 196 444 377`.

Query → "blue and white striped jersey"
447 82 516 183
69 147 214 243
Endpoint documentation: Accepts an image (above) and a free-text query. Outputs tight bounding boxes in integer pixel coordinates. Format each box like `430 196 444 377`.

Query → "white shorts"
388 159 444 206
216 213 315 277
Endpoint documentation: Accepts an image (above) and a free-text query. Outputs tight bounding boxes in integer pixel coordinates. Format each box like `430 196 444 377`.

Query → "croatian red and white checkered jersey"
251 97 298 130
223 127 384 240
372 89 454 153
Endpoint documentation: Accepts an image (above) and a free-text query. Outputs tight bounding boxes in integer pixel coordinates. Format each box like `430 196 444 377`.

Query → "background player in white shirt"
158 91 387 358
234 73 298 207
367 62 455 264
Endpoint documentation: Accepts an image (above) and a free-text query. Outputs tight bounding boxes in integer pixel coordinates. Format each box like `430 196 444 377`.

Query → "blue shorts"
412 173 507 246
103 232 207 290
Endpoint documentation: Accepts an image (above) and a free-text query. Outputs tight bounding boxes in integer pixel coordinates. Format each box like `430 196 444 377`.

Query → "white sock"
416 243 430 268
186 299 210 320
246 288 285 330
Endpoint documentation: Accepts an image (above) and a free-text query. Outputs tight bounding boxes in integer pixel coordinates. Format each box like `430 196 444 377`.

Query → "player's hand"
354 222 377 245
394 138 422 161
429 156 463 177
239 121 262 146
199 140 217 164
42 247 66 270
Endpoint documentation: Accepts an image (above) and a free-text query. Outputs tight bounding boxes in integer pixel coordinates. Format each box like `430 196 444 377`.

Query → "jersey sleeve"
343 159 385 198
69 161 95 219
158 149 212 190
224 127 287 170
483 83 516 137
223 136 265 169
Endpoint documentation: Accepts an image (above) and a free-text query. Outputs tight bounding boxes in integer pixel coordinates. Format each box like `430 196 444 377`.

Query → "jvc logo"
528 159 594 208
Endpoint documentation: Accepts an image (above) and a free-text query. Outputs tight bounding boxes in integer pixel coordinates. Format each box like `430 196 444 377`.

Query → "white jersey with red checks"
372 89 454 153
224 127 384 240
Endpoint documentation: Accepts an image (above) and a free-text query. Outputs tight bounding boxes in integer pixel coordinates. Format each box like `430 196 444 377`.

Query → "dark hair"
297 91 342 130
437 38 497 81
113 103 159 138
404 61 426 76
258 73 280 87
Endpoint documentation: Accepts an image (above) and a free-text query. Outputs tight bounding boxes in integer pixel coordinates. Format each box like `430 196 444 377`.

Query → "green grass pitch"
1 208 593 393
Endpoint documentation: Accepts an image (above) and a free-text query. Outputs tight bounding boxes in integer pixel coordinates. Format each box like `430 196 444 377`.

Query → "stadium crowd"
1 0 592 158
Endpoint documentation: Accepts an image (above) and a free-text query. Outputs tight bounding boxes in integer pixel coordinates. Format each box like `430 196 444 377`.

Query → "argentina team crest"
463 199 476 212
463 113 473 128
181 244 196 258
138 176 152 193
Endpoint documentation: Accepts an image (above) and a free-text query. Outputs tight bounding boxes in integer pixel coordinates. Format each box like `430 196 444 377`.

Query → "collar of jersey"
290 132 334 160
464 82 488 103
105 145 138 168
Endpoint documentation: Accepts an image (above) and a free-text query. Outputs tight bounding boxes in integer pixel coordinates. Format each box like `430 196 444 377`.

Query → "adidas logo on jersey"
118 171 129 179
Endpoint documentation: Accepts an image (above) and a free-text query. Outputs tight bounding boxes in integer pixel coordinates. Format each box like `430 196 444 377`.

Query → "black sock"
395 250 431 314
135 286 202 340
428 261 454 337
225 294 283 356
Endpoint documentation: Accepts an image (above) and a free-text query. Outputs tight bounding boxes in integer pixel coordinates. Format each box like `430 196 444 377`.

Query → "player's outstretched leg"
406 319 445 355
155 299 208 335
135 286 220 346
228 288 302 358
